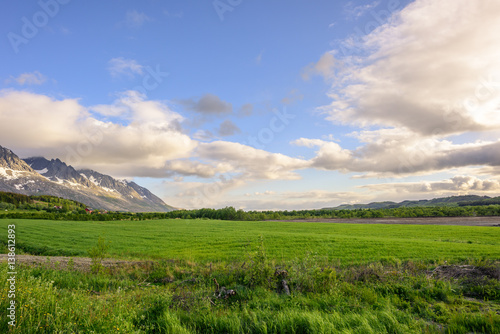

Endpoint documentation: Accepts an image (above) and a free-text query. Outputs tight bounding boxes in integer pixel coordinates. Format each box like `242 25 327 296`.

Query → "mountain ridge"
323 195 492 210
0 145 175 212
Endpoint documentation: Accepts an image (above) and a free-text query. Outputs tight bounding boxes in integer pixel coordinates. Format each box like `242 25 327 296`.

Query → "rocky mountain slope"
0 145 175 212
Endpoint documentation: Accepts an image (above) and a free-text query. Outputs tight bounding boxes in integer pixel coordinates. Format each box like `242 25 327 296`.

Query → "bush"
87 236 110 274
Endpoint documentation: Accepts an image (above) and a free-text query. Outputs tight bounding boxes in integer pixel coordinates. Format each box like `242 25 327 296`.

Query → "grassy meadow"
1 219 500 263
1 218 500 333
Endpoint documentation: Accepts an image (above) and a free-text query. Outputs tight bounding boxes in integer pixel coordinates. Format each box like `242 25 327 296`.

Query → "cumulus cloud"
180 94 233 115
0 89 196 176
302 52 336 81
294 0 500 178
163 160 232 178
116 159 232 179
0 89 312 186
217 120 240 137
8 71 46 85
362 176 500 194
293 129 500 177
0 89 85 151
324 0 500 135
197 141 310 180
108 57 144 78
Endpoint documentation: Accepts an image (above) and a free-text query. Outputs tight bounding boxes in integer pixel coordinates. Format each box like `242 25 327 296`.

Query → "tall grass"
1 252 499 333
1 219 499 332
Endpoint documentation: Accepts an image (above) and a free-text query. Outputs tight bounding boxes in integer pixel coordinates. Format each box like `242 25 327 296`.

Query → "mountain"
324 195 491 210
24 157 94 187
0 145 175 212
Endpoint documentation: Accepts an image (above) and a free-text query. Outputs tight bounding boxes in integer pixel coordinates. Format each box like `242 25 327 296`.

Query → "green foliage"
243 236 274 288
2 192 500 221
162 204 500 221
1 258 499 333
87 236 110 274
459 196 500 207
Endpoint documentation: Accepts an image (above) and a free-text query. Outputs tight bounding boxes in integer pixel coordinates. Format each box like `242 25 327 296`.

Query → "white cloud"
301 52 336 81
9 71 46 85
343 1 380 19
108 57 144 78
293 129 500 177
197 141 310 180
361 176 500 194
163 160 232 178
293 0 500 179
325 0 500 136
125 10 152 27
0 90 85 149
0 90 196 177
0 89 312 188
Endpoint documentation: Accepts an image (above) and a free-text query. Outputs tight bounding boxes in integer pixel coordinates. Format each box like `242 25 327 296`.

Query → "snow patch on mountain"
0 167 22 180
88 175 99 187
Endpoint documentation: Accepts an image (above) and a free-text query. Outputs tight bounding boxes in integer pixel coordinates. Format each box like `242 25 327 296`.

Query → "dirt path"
269 216 500 226
0 254 151 271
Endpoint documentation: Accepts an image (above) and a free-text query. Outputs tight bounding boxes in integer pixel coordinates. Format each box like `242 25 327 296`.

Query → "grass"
1 253 499 333
1 218 499 333
1 219 500 263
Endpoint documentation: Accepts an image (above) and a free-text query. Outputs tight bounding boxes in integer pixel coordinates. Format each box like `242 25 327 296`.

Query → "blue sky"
1 0 500 210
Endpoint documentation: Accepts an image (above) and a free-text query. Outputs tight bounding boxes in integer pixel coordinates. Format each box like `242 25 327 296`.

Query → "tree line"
2 189 500 222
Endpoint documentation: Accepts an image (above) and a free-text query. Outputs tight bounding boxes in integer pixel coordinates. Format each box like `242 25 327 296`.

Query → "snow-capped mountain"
24 157 94 187
0 145 175 212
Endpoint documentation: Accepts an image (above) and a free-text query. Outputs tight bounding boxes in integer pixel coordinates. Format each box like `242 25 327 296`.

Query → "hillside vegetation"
0 191 87 212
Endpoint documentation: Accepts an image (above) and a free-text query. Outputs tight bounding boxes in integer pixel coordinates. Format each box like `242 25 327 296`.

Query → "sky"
1 0 500 211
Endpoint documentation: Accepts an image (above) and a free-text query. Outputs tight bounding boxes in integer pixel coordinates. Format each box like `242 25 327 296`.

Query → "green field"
1 219 500 263
1 218 500 333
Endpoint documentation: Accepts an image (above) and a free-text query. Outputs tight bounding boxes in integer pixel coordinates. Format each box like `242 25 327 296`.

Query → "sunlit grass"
1 219 499 264
1 218 499 333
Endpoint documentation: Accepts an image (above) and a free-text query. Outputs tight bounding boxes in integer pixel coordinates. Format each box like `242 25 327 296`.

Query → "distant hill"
0 145 175 212
324 195 493 210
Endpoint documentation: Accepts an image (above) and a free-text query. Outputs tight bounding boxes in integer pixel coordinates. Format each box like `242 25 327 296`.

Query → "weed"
87 236 110 274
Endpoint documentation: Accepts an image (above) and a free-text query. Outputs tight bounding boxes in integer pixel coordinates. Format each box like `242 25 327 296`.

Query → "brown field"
268 216 500 226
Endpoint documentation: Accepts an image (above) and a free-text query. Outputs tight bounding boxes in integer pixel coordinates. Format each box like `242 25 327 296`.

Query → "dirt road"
0 254 150 271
